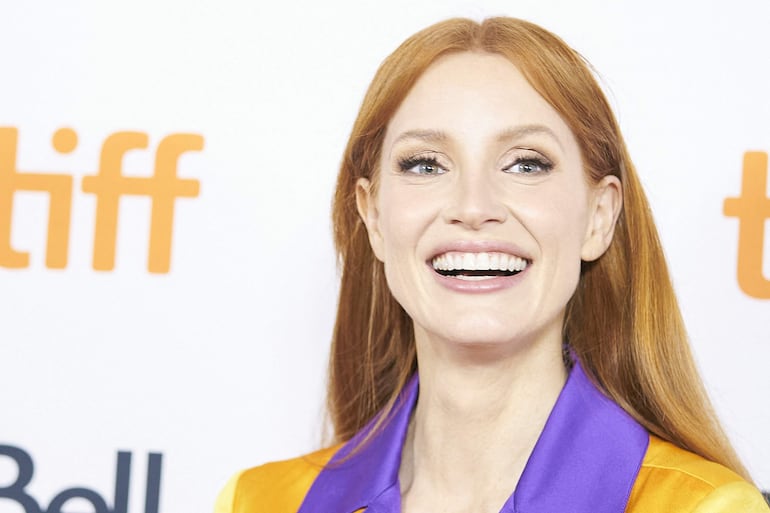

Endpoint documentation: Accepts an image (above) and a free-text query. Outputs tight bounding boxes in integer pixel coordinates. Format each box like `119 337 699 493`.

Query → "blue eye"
398 157 447 175
504 158 553 175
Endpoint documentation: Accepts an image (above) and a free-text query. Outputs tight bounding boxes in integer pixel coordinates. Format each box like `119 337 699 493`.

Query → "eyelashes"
503 155 554 175
398 154 447 175
396 150 554 176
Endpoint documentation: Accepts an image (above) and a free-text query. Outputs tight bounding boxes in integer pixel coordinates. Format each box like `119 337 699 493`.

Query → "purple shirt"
298 360 649 513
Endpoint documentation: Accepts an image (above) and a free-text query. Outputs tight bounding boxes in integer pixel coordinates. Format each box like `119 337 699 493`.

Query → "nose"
442 168 507 229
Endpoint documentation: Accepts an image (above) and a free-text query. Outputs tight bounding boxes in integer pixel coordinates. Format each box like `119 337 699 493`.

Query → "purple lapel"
502 361 649 512
298 360 649 513
297 375 418 513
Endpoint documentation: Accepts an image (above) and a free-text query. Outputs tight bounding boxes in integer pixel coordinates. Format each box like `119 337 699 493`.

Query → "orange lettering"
0 127 201 273
0 127 74 269
81 132 201 273
723 151 770 299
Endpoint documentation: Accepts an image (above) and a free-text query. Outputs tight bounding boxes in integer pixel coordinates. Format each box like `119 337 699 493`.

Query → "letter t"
723 151 770 299
0 127 73 269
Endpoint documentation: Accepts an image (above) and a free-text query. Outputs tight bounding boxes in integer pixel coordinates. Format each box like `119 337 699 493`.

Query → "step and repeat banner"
1 1 768 511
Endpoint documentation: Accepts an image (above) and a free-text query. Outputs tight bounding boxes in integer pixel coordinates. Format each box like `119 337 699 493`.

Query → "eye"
503 156 554 175
398 156 448 175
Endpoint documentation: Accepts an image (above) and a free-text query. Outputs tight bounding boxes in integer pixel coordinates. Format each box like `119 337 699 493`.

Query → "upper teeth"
431 252 528 272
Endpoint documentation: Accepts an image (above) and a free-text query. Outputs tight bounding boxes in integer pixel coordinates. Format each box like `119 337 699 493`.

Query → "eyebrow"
391 124 564 151
496 124 563 150
392 129 448 145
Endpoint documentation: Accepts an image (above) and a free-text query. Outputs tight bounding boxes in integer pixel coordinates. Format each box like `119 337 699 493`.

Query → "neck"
399 331 568 513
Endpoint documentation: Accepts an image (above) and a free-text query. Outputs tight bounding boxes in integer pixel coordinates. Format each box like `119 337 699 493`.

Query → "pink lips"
431 269 527 293
428 240 531 293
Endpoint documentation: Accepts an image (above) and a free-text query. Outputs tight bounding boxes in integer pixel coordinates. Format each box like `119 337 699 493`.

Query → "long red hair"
328 17 748 478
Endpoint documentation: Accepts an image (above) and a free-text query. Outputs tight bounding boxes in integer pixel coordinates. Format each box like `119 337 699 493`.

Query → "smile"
431 251 529 281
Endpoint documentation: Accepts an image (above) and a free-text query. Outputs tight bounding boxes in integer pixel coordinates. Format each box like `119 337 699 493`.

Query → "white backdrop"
1 1 768 512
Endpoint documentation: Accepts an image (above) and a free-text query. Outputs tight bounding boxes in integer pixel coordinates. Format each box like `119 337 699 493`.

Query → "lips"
425 241 532 291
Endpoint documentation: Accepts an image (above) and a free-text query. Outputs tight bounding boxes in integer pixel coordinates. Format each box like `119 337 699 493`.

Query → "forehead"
383 51 578 151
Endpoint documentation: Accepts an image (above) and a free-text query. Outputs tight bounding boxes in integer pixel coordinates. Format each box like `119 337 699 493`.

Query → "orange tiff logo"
723 151 770 299
0 127 201 273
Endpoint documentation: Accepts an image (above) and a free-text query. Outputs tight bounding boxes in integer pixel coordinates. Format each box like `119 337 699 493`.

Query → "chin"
415 310 565 355
426 318 527 347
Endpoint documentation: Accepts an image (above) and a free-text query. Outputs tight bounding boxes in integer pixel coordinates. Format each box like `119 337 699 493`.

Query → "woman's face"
357 52 620 353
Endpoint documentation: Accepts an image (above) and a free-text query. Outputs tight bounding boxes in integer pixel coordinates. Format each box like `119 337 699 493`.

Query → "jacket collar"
298 359 649 513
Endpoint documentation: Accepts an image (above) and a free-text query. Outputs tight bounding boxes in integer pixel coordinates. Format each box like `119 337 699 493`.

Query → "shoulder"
214 445 341 513
626 435 769 512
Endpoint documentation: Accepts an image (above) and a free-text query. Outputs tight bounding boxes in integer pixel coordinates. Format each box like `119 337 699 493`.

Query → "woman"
216 17 769 512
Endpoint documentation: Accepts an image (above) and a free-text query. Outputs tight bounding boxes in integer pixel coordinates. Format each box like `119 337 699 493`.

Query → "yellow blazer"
215 436 768 513
216 362 768 512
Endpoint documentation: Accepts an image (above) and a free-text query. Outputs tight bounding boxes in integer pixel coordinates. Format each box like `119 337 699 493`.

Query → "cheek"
515 182 592 259
375 184 440 312
377 184 439 255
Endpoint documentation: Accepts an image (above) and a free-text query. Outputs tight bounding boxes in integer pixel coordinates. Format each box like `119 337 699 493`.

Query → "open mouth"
430 252 529 281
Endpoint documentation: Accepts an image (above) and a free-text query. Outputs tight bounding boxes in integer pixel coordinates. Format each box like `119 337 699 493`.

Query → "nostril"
444 181 507 227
